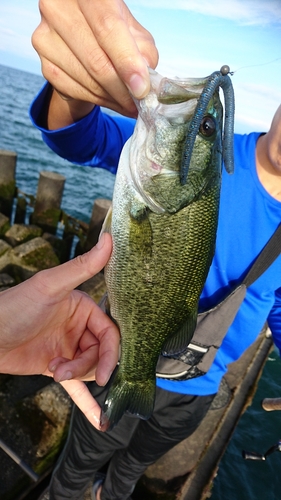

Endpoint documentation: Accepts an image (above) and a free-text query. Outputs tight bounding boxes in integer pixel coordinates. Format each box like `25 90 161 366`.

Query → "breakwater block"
0 150 17 218
0 236 60 282
0 376 72 500
12 237 60 270
78 272 107 304
83 198 112 252
0 239 12 257
0 273 15 290
0 213 10 235
4 223 43 247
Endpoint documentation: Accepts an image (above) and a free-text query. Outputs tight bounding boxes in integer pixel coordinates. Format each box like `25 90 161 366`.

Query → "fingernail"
99 411 110 432
100 370 113 387
96 233 105 249
49 364 57 373
58 371 72 382
128 73 150 99
92 414 101 427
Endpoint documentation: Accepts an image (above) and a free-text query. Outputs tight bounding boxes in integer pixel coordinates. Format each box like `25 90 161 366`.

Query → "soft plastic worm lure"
181 65 235 185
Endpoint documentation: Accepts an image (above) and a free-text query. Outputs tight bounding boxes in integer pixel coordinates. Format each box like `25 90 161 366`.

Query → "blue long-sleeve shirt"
30 82 135 173
30 84 281 396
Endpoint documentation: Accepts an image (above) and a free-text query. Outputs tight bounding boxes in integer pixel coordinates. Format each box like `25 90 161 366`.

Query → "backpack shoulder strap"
243 223 281 287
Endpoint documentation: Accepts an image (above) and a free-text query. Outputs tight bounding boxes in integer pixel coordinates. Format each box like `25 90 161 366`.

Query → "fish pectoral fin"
101 205 112 234
129 198 149 221
161 309 198 356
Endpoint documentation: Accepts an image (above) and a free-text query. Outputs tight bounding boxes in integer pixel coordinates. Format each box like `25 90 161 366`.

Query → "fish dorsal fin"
161 309 197 356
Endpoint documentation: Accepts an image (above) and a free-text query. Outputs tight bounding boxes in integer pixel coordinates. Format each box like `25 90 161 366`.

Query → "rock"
0 272 15 289
0 239 12 257
0 237 60 282
4 223 42 247
11 237 60 279
78 272 107 304
0 375 72 499
43 232 71 263
0 213 10 235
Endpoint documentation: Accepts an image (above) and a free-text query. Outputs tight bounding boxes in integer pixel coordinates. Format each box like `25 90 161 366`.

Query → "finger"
32 22 108 101
35 1 136 109
44 59 136 117
48 356 73 377
37 232 112 296
87 317 120 387
50 345 98 383
60 379 102 430
49 315 120 386
80 0 156 98
33 24 136 116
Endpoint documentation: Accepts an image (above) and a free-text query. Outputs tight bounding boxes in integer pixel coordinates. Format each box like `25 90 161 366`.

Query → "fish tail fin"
101 372 155 430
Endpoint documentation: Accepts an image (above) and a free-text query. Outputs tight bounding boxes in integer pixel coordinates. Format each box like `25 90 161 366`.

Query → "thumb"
60 379 103 430
38 232 112 293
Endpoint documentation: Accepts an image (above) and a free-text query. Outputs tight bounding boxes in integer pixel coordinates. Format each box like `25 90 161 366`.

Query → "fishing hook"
181 65 235 185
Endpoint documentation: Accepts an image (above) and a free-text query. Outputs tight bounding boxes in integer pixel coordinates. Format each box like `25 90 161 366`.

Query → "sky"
0 0 281 133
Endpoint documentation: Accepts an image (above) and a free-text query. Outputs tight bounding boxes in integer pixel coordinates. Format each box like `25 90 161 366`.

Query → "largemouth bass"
101 67 234 429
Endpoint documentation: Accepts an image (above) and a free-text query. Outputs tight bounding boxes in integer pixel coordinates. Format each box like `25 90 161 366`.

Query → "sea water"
0 64 115 223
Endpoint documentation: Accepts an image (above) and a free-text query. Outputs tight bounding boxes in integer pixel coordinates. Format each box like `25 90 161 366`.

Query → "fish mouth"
130 69 204 204
144 68 234 185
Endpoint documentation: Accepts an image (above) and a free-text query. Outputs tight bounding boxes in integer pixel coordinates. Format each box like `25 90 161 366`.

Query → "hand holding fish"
32 0 158 126
0 233 120 430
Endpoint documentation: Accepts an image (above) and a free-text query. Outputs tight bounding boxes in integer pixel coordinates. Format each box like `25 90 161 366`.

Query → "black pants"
50 382 215 500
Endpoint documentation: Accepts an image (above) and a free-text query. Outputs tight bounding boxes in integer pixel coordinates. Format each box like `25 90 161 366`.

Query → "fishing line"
231 57 281 74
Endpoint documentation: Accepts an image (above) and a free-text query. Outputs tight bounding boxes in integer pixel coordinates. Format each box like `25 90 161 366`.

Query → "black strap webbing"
243 223 281 287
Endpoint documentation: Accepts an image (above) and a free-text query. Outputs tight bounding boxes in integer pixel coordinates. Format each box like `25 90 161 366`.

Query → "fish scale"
101 68 233 429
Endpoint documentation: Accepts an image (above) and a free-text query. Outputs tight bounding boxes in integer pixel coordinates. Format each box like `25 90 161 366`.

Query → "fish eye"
199 115 216 137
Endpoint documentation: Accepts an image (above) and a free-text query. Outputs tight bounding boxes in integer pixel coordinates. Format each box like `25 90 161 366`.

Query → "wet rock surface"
4 224 43 247
0 233 60 284
0 375 72 500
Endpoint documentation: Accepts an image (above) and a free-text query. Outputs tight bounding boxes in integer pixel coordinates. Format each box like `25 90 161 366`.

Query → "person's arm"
29 83 136 173
0 233 120 430
31 0 158 126
45 84 97 131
